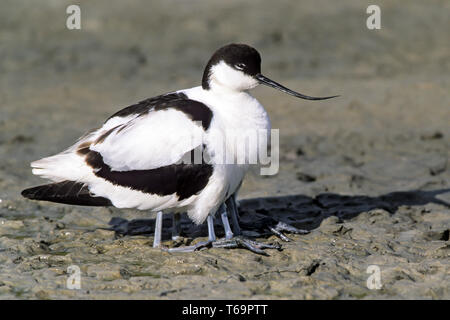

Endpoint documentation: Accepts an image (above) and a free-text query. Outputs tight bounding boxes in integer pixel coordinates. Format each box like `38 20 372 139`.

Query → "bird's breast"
206 99 270 166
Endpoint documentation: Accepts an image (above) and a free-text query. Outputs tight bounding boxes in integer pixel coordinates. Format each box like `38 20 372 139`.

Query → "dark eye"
235 63 246 70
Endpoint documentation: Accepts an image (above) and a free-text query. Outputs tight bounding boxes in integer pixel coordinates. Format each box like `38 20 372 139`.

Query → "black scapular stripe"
106 92 213 130
21 181 112 206
85 150 213 201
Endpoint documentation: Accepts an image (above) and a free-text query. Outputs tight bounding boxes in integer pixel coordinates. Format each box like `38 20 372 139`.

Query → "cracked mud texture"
0 0 449 299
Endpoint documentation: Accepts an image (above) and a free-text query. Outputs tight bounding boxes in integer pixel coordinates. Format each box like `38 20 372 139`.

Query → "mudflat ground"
0 0 449 299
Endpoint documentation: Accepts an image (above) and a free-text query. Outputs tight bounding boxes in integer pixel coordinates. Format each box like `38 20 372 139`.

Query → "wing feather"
31 94 210 183
91 108 205 171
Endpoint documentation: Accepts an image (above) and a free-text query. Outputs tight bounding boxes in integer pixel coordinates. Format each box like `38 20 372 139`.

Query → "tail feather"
21 180 112 207
30 153 88 182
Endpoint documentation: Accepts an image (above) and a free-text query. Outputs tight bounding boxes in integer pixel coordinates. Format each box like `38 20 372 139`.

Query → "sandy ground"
0 0 449 299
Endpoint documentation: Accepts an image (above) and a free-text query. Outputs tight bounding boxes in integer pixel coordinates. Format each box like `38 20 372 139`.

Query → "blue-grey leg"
226 195 241 236
164 203 283 255
153 211 163 248
207 214 216 242
172 212 181 241
227 192 308 242
212 237 281 255
269 221 309 241
165 213 217 253
212 202 282 255
219 203 234 240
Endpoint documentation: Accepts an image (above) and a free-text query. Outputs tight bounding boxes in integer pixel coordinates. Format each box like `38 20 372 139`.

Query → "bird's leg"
165 201 293 255
153 211 163 248
220 204 234 240
211 203 281 255
268 221 310 242
165 206 232 253
226 195 241 236
207 214 216 242
274 221 309 234
212 236 281 256
228 192 308 242
172 212 182 241
164 214 217 253
165 203 282 255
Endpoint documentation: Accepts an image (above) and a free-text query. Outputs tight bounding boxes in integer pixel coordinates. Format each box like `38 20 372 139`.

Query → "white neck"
208 80 252 97
207 61 259 94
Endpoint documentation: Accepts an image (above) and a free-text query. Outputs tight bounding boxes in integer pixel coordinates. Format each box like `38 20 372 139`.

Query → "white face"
209 61 259 92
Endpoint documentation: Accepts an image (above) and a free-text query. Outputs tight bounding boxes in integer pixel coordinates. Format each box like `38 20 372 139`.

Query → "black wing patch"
106 92 213 130
85 150 213 201
107 92 187 120
154 99 213 130
21 181 112 206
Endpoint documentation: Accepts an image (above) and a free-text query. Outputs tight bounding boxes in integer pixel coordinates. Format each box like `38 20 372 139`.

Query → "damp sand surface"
0 0 449 299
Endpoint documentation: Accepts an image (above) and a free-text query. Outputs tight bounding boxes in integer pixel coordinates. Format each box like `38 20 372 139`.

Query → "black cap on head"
202 43 261 89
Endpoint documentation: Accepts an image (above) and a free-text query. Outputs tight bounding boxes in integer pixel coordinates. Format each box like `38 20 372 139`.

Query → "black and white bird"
22 43 337 254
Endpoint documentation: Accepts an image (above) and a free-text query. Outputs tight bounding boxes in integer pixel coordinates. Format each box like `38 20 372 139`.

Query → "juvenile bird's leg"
166 203 281 255
165 212 218 253
220 203 234 240
226 194 241 236
160 193 309 253
212 236 281 255
153 211 163 248
228 193 309 242
270 221 309 237
172 212 181 241
212 203 281 255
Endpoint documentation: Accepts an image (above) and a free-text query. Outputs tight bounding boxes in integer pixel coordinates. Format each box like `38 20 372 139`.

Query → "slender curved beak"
255 74 339 101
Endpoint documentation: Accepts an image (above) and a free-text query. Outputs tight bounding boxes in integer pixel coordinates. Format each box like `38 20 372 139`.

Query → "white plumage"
30 81 270 225
23 43 336 241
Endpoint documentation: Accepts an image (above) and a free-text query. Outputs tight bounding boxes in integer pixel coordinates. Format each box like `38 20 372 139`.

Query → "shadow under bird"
22 43 338 254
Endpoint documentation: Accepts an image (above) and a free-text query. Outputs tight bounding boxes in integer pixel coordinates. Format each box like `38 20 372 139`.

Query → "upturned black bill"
255 74 339 101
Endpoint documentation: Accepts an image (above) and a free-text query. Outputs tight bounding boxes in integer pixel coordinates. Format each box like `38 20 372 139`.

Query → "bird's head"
202 43 338 100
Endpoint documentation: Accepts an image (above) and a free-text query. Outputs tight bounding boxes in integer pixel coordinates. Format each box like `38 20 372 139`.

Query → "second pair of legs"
153 195 309 255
